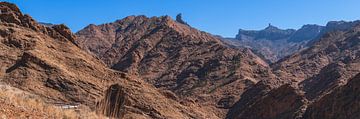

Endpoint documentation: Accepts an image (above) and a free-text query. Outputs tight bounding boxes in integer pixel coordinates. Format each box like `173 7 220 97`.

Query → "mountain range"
0 2 359 119
223 21 360 63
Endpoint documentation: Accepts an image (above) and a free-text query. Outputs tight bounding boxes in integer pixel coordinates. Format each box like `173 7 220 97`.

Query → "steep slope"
227 84 307 119
0 2 218 118
303 73 360 119
0 82 102 119
273 24 360 85
227 22 360 119
76 15 273 116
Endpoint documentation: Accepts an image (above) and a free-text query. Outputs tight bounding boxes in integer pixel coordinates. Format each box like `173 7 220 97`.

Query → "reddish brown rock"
270 24 360 101
0 2 218 118
227 83 307 119
76 14 273 117
52 24 77 45
303 73 360 119
228 22 360 119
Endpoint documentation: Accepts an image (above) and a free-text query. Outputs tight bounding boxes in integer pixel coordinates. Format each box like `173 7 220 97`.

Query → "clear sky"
3 0 360 37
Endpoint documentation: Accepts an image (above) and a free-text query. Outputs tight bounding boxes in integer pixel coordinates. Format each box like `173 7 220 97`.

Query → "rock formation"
97 84 129 118
176 13 189 26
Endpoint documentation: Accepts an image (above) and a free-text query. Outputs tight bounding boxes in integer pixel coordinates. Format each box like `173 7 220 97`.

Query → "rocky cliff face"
236 24 296 41
223 24 322 63
76 15 273 117
224 21 359 63
0 2 219 118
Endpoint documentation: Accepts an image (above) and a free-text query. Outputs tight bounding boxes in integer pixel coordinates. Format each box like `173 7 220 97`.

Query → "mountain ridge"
0 2 219 118
76 14 274 117
223 20 360 63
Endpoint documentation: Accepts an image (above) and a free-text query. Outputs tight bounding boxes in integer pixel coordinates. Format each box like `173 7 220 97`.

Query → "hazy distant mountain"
236 24 296 41
223 21 360 63
223 24 318 63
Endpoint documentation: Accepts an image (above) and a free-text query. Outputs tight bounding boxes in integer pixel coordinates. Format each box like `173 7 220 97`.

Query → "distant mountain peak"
264 23 279 31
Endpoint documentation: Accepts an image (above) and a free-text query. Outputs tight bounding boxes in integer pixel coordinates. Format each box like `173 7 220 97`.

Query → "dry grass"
0 83 107 119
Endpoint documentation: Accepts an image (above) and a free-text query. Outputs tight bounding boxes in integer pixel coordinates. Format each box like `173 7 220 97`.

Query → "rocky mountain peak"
0 2 77 47
76 13 272 117
52 24 77 44
176 13 189 26
0 3 221 118
0 2 21 14
0 2 37 29
264 23 280 31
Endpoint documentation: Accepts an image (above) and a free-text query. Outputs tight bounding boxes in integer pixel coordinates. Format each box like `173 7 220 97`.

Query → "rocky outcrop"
52 24 77 46
76 15 273 117
303 73 360 119
97 84 130 118
0 2 77 47
176 13 189 26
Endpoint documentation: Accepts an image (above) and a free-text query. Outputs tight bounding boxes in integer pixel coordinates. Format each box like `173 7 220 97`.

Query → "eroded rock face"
303 73 360 119
97 84 131 118
227 84 307 119
94 80 222 119
76 14 273 117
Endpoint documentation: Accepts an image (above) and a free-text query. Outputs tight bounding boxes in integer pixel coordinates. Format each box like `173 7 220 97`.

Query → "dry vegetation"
0 83 106 119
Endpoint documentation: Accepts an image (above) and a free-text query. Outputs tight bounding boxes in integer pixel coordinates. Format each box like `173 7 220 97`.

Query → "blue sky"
3 0 360 37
